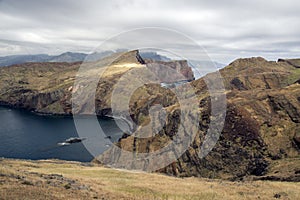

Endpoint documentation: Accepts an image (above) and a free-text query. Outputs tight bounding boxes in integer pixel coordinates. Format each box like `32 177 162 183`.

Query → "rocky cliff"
278 58 300 68
0 50 194 115
144 59 195 83
0 52 299 181
0 62 79 114
96 56 300 181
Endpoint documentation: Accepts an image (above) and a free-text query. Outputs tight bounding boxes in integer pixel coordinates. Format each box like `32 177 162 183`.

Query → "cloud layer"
0 0 299 63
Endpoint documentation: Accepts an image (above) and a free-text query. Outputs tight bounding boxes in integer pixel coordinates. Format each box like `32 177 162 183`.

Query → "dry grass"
0 158 299 200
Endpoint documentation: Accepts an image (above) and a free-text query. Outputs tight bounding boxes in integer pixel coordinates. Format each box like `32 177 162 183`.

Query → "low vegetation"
1 158 299 200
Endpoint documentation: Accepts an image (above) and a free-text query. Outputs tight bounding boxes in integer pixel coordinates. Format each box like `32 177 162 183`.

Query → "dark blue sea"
0 106 123 162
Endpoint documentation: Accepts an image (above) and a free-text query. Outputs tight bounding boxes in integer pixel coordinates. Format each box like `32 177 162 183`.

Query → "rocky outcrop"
0 50 194 115
145 60 195 83
96 56 300 181
278 58 300 68
218 57 299 90
110 50 145 65
0 52 299 181
0 62 79 115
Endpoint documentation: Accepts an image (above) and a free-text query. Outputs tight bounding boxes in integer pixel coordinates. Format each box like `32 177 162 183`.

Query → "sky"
0 0 299 64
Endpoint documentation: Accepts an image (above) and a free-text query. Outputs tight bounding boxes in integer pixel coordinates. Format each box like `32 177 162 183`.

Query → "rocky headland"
0 51 299 181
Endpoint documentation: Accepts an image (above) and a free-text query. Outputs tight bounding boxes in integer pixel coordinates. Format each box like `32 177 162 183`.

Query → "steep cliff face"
173 59 300 180
0 50 194 115
144 60 195 83
0 52 299 181
0 62 79 114
96 57 300 181
160 85 300 180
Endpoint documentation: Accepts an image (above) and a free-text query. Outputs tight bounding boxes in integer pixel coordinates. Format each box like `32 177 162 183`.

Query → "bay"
0 106 123 162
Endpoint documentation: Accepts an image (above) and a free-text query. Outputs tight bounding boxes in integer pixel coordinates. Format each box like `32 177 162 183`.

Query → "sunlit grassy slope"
0 158 299 200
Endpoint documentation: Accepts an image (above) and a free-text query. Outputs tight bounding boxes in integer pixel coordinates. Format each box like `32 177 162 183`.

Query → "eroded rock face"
0 50 193 115
268 94 300 123
0 52 299 181
145 60 195 83
230 77 247 90
0 62 79 115
294 128 300 148
278 58 300 68
96 56 300 180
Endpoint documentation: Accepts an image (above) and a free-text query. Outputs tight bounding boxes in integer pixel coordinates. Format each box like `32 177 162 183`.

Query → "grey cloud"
0 0 299 63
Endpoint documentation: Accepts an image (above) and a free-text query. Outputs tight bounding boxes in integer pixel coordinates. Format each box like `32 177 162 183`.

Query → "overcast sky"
0 0 299 63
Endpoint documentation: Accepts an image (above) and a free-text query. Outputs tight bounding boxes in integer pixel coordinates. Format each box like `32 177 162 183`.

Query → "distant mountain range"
0 51 113 66
0 51 224 75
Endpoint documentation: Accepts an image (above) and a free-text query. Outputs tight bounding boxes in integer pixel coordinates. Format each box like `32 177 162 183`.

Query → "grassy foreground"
0 158 299 200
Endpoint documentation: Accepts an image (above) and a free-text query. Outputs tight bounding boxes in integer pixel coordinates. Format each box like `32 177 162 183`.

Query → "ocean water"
0 106 123 162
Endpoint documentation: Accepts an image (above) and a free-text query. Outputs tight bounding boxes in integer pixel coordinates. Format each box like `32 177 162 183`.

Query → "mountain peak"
228 57 268 66
111 50 145 65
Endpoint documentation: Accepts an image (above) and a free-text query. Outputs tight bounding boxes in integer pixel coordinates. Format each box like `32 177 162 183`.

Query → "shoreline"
0 104 115 120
